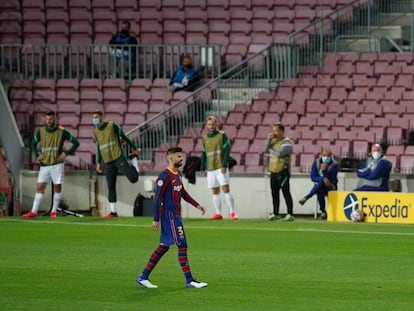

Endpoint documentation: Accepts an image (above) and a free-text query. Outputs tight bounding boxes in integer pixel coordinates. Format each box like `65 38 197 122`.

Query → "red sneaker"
50 212 57 218
230 212 238 220
102 212 118 218
209 214 223 220
22 211 38 218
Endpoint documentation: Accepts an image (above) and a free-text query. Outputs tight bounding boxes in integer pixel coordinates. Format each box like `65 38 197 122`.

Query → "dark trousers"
306 181 334 213
103 156 139 202
270 169 293 216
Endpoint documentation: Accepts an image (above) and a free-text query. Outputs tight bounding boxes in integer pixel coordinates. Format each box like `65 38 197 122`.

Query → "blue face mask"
322 156 331 163
92 118 100 126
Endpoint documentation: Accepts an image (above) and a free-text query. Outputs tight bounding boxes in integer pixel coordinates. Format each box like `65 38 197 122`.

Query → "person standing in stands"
265 122 294 221
298 148 339 220
200 116 238 220
168 54 199 92
22 111 79 218
137 147 207 289
108 20 138 78
354 143 392 192
92 111 141 218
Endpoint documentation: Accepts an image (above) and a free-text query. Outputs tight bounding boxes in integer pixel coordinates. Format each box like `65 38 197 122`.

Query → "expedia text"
361 197 409 221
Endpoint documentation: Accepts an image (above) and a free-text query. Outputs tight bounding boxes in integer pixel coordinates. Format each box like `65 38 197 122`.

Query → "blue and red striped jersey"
153 168 199 221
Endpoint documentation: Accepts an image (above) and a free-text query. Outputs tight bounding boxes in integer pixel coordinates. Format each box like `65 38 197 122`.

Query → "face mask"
322 156 331 163
372 151 381 160
92 118 100 126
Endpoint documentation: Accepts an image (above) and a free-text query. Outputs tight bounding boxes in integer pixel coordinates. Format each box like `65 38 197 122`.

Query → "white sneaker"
186 280 208 288
137 277 158 288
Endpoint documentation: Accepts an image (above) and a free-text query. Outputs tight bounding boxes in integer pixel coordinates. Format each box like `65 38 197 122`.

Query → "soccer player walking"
92 110 141 218
22 111 79 218
200 116 238 220
137 147 207 289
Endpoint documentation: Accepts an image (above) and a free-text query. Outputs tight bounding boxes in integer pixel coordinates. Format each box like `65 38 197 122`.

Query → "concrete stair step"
217 87 267 101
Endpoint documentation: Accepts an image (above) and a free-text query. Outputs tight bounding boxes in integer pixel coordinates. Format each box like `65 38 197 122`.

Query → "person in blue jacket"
354 143 392 192
108 20 137 78
299 148 339 219
168 54 199 92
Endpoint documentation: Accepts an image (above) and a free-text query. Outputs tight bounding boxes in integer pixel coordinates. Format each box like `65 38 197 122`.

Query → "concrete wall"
20 169 412 219
21 170 91 214
0 83 25 189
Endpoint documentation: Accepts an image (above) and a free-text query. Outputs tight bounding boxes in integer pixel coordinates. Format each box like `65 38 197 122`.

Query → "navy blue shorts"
160 210 187 247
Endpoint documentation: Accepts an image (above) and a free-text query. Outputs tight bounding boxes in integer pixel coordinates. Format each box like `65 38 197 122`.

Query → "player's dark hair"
93 110 104 116
180 53 192 64
46 111 55 116
167 147 183 156
273 122 285 132
121 20 131 29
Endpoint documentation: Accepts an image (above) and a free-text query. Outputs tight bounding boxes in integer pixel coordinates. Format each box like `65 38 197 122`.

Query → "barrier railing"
373 0 414 52
124 44 294 160
288 0 374 69
0 44 222 82
289 0 414 68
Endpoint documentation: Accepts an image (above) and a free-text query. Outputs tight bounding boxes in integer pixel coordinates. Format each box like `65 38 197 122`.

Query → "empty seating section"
2 0 349 66
206 52 414 172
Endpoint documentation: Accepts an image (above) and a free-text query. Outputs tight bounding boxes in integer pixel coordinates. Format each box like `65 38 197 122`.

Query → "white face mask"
372 151 381 160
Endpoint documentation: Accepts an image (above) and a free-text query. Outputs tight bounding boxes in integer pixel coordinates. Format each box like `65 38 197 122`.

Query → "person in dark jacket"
299 148 339 220
108 20 137 78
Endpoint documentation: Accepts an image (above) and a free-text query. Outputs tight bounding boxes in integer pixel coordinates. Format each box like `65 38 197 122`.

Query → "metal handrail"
334 34 379 52
379 35 404 52
0 43 222 82
288 0 374 68
124 44 294 160
288 0 373 44
125 45 276 135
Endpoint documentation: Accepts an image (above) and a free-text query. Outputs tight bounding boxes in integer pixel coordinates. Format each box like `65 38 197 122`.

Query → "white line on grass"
2 218 414 236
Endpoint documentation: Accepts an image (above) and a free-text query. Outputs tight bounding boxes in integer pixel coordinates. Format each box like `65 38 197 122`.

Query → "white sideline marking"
1 218 414 236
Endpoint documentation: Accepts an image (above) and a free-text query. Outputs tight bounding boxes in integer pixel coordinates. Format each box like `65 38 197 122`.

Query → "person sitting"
299 148 338 220
108 20 138 78
168 54 199 93
354 143 392 192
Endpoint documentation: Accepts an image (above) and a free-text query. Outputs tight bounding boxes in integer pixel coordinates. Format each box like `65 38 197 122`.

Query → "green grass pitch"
1 216 414 311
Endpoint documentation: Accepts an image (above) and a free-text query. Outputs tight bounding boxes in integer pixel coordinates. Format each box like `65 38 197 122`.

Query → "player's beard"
174 160 183 168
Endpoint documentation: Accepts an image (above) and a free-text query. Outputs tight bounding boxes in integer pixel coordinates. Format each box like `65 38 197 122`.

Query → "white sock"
52 192 62 213
213 194 222 215
110 202 117 214
131 157 140 173
31 193 43 214
225 192 235 213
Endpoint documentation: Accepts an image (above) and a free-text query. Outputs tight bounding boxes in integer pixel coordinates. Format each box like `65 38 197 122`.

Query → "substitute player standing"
137 147 207 289
265 122 294 221
22 111 79 218
200 116 238 220
92 110 141 218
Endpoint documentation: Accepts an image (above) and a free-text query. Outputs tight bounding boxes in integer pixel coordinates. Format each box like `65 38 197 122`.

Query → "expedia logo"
343 193 358 220
343 193 410 221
